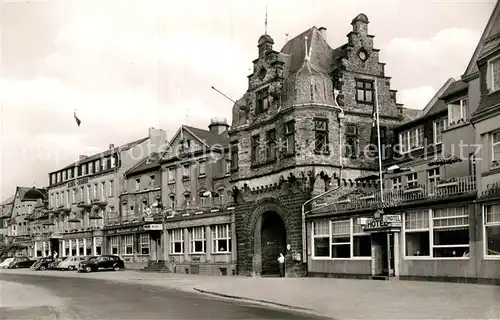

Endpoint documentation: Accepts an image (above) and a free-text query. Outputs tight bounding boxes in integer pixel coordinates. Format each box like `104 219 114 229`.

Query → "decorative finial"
304 36 310 61
285 32 289 42
264 4 268 35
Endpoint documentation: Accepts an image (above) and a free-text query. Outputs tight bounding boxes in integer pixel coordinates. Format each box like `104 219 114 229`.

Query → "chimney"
109 144 115 149
208 117 230 135
318 27 327 40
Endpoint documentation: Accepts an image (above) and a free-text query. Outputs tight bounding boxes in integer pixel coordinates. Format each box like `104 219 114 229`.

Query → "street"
0 273 332 319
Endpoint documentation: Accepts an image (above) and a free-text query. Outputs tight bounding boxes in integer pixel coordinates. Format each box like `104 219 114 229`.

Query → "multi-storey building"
6 187 47 256
160 119 235 275
228 14 418 276
470 1 500 282
306 3 500 284
39 127 166 258
0 195 15 244
104 152 163 269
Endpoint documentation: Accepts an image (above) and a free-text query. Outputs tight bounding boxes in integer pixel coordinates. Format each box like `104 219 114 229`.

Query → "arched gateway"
250 199 288 276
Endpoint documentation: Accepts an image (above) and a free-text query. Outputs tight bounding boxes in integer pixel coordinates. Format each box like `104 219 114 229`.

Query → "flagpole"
374 82 384 202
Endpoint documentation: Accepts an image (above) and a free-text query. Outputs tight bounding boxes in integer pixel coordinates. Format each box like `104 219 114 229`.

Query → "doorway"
371 232 395 277
260 212 286 276
49 239 60 256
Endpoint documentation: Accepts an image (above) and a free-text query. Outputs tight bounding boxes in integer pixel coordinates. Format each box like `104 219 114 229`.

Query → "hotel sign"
106 225 144 235
67 177 90 188
143 224 163 231
363 215 402 231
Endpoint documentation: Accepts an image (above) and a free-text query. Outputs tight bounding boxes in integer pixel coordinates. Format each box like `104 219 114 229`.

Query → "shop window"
484 204 500 257
433 207 469 257
353 224 371 257
86 238 92 256
404 210 430 256
190 227 206 254
404 207 469 258
140 233 150 255
122 235 134 255
212 224 231 253
170 229 184 254
109 236 119 255
312 220 329 257
312 219 371 259
331 220 350 258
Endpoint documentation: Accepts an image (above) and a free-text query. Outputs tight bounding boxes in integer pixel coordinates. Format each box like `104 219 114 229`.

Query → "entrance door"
49 239 60 256
371 232 394 277
156 233 164 261
260 212 286 276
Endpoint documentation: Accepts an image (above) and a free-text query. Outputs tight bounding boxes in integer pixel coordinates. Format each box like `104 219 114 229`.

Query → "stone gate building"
228 14 420 276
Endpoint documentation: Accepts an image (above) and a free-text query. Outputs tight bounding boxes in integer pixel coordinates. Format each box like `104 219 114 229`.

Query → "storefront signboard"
382 214 402 227
106 225 144 235
67 177 90 188
363 217 402 231
143 224 163 231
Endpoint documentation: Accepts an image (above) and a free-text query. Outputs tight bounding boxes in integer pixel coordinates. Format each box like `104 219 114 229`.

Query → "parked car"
48 257 66 269
0 257 15 268
7 256 34 269
78 255 125 273
57 256 87 270
31 257 55 271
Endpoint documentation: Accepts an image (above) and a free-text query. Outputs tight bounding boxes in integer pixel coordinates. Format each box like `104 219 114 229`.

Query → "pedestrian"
53 251 58 259
277 253 285 277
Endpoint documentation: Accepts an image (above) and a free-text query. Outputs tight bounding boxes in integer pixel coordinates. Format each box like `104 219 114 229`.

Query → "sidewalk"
2 269 499 319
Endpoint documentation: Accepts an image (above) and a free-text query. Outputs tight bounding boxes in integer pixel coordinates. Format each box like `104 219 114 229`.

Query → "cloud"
384 28 481 91
397 86 436 110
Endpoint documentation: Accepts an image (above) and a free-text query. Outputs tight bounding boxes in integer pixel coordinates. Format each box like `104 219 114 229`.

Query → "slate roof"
401 109 423 123
439 80 468 100
182 125 229 147
125 152 161 177
55 137 149 172
280 27 342 75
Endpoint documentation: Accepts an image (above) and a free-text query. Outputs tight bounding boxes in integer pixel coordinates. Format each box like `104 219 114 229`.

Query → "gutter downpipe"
296 103 345 273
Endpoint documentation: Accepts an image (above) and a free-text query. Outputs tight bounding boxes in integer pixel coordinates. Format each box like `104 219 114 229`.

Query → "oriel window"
314 119 329 154
284 121 295 154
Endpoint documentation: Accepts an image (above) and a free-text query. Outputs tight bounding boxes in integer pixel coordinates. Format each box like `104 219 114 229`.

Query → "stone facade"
228 14 412 276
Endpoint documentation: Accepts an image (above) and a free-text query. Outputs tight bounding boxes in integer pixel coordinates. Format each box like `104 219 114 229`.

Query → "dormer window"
255 87 269 114
433 118 447 145
399 127 424 154
448 97 468 125
487 55 500 93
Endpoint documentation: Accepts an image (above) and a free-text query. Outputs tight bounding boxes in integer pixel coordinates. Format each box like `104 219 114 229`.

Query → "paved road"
0 274 332 319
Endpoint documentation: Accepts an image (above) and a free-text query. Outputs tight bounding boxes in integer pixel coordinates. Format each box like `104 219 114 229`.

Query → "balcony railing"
314 175 477 214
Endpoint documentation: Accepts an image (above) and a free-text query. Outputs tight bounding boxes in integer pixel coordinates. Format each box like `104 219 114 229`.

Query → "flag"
74 111 81 127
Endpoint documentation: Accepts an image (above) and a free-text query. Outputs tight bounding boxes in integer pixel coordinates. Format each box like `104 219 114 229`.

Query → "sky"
0 0 496 202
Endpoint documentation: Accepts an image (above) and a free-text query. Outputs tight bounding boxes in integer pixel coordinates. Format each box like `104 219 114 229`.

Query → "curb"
192 287 315 313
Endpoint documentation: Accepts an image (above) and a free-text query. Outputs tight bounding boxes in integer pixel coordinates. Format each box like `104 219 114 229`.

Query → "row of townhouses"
1 8 499 283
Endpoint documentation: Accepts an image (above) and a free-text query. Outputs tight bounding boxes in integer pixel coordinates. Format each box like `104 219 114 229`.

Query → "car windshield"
87 256 97 261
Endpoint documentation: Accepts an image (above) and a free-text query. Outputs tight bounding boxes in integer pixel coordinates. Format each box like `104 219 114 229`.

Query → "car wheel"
113 265 120 271
40 265 46 271
68 266 74 271
14 265 19 269
85 266 92 273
